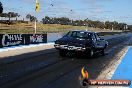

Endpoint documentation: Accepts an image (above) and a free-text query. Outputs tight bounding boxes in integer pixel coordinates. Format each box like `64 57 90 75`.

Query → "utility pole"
104 21 105 30
85 18 89 31
70 10 73 25
35 0 40 34
112 25 113 31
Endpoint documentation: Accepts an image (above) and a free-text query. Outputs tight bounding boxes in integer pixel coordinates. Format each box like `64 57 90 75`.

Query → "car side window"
65 31 72 37
92 34 96 42
72 31 77 37
94 34 100 40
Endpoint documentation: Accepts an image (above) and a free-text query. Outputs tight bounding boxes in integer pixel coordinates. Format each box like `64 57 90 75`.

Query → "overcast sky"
1 0 132 24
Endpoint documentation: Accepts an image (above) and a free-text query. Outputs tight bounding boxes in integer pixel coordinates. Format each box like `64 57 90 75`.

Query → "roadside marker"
35 0 40 34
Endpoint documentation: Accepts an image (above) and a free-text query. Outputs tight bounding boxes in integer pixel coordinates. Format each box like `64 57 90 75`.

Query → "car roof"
70 30 96 34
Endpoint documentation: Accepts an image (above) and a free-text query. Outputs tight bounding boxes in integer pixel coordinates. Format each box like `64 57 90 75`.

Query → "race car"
54 30 108 57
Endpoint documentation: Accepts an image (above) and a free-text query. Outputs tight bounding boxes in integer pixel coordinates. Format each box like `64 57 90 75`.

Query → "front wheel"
101 49 105 56
89 49 94 57
85 49 94 57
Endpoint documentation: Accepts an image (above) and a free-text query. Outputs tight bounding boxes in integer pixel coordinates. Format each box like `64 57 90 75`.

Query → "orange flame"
81 67 89 79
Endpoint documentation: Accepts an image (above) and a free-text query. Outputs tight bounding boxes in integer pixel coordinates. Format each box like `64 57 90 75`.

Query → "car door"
94 33 105 49
67 31 77 50
91 33 98 48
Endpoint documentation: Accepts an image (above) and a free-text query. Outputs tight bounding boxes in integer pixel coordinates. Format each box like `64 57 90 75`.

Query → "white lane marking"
96 47 129 88
95 36 132 88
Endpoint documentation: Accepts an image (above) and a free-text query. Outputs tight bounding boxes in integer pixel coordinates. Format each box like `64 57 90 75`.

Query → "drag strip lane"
0 33 132 88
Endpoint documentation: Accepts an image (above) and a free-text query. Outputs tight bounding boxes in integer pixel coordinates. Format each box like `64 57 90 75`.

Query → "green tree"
26 14 37 22
26 14 31 20
14 13 20 21
42 16 53 24
7 12 19 21
0 2 3 14
0 13 7 17
0 12 19 22
30 16 37 22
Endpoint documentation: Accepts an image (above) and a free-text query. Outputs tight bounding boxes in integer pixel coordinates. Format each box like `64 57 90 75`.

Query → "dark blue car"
54 30 108 57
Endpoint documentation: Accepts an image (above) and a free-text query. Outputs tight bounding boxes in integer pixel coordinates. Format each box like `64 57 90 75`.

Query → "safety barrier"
0 34 47 48
0 32 124 48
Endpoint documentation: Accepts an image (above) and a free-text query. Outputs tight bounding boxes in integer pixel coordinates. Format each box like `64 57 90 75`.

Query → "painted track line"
112 46 132 88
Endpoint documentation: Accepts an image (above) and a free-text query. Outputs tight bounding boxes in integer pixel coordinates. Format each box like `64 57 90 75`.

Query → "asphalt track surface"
0 33 132 88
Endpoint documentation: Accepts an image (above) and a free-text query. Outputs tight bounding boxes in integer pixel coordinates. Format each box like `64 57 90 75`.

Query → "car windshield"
65 31 91 39
65 31 73 37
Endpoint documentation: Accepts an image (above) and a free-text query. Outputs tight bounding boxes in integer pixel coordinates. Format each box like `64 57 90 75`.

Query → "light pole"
112 25 113 31
104 21 105 30
70 10 73 25
35 0 40 34
85 18 89 31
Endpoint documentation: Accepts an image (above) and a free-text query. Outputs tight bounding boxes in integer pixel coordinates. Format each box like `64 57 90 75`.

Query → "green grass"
0 22 122 34
0 29 35 34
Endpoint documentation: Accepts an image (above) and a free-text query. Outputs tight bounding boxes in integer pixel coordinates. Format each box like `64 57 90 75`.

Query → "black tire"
85 49 94 58
59 50 67 57
101 49 105 56
89 49 94 57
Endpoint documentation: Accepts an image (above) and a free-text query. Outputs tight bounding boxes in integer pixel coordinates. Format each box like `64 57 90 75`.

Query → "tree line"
0 2 3 14
41 16 128 31
0 12 20 21
0 1 131 31
0 12 129 31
